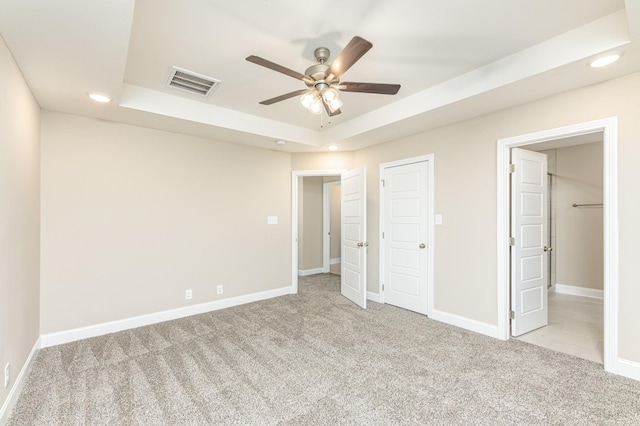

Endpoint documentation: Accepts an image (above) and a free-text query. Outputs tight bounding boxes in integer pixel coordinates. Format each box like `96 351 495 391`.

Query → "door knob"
357 242 369 247
419 243 426 249
544 246 553 252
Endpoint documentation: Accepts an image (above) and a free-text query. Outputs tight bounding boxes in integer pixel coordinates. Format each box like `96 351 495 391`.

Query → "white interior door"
511 148 548 336
383 161 429 314
341 167 367 308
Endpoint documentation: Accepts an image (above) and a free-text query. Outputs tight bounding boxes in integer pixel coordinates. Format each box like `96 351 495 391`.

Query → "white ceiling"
0 0 638 152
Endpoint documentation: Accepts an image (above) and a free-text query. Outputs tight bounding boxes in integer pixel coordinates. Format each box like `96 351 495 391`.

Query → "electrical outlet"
4 363 9 388
185 289 192 300
217 285 223 295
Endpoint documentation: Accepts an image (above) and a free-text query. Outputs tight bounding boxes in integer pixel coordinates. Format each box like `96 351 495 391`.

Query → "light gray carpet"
7 274 640 425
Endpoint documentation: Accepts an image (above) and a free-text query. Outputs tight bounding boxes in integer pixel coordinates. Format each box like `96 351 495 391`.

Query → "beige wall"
0 36 41 410
354 125 498 323
291 152 353 171
556 142 603 290
348 72 640 362
40 112 292 333
300 177 323 270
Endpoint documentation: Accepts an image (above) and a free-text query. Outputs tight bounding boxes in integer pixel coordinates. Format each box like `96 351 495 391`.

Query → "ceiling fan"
246 36 401 117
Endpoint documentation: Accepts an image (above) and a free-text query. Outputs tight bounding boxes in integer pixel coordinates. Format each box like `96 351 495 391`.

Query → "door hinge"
382 232 385 239
509 237 515 246
509 164 515 173
382 284 385 291
510 310 515 320
381 179 385 187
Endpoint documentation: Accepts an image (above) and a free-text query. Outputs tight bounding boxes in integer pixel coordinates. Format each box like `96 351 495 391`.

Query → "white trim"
297 267 325 277
40 286 293 348
430 309 500 339
617 358 640 381
0 338 41 424
367 291 381 303
496 117 619 376
330 257 341 265
555 284 604 299
292 170 345 294
379 154 435 315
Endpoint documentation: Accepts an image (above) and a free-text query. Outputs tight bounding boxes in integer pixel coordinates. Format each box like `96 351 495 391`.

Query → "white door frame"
379 154 435 316
496 117 618 374
292 170 345 293
323 180 340 273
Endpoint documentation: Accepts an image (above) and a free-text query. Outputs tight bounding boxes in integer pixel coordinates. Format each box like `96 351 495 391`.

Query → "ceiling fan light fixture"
309 96 323 115
322 87 339 103
300 91 315 109
328 98 343 113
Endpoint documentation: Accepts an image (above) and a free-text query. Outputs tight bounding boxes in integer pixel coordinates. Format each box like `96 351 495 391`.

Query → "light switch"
267 216 278 225
435 214 443 225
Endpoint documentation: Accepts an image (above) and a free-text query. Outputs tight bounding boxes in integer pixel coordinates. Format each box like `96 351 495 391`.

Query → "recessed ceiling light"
88 92 111 103
327 145 338 151
275 140 286 145
588 52 622 68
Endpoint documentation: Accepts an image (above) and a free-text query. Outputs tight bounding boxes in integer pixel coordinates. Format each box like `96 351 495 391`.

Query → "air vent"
166 66 221 97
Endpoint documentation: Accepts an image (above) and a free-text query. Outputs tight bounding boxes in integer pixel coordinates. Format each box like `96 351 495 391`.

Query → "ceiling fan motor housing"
305 64 330 84
313 47 330 63
305 47 332 85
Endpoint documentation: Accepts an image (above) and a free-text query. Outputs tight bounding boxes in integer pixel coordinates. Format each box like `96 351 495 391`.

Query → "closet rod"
572 203 603 208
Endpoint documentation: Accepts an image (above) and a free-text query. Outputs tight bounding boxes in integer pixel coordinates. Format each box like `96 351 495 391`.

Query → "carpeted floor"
7 274 640 425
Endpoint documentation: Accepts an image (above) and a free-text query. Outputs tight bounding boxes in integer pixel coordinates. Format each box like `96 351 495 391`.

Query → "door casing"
496 117 618 374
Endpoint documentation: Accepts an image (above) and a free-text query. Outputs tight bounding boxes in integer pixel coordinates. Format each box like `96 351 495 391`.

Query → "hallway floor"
516 291 603 363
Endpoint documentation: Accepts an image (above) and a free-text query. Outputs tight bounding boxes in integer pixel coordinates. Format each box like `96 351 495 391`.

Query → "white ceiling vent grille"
166 66 221 97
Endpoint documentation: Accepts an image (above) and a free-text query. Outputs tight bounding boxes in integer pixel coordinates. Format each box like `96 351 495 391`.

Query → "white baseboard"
555 283 604 299
367 291 381 303
40 286 294 348
616 358 640 381
298 267 325 277
430 309 500 339
330 257 341 265
0 337 41 424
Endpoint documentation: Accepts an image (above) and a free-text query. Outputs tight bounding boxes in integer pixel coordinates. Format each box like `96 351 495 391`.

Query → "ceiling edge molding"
321 10 631 146
625 0 640 40
119 84 324 147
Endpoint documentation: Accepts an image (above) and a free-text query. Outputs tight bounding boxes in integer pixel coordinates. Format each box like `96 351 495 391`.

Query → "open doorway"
323 180 342 275
497 117 619 374
291 168 368 308
296 176 341 276
514 138 604 363
291 170 344 294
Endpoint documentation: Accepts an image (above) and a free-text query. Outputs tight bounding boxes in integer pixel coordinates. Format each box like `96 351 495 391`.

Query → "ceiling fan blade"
259 89 308 105
246 55 312 84
325 36 373 80
339 82 401 95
